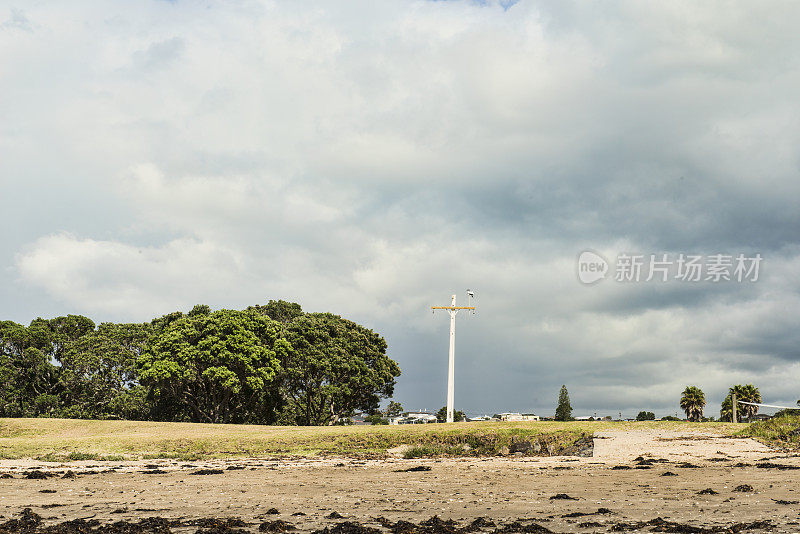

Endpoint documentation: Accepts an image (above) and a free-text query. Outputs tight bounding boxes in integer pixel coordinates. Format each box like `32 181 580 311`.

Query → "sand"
1 428 798 533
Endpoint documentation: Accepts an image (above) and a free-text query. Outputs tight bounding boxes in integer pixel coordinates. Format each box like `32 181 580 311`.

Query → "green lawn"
0 418 742 461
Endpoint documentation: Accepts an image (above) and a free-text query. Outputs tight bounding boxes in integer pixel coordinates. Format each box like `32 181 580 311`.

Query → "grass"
738 415 800 450
0 418 742 461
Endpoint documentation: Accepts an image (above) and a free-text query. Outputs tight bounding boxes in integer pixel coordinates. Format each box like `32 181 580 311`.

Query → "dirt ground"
2 428 799 533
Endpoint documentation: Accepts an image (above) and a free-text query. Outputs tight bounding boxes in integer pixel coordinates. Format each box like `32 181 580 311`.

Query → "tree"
554 385 573 421
680 386 706 422
385 400 404 418
59 322 151 419
0 320 63 417
636 411 655 421
138 309 288 424
436 406 465 422
0 301 402 425
720 384 761 422
279 313 400 425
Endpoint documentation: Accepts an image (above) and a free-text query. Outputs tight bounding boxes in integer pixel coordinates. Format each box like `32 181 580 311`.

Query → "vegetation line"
1 301 399 426
0 418 745 461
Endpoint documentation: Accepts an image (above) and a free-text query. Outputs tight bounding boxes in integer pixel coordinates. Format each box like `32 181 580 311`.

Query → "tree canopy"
279 312 400 425
0 301 400 426
1 319 65 417
680 386 706 422
59 322 151 420
138 309 288 424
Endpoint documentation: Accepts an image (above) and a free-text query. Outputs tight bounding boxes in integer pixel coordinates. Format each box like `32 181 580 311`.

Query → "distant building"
349 415 371 426
393 411 438 424
493 412 540 422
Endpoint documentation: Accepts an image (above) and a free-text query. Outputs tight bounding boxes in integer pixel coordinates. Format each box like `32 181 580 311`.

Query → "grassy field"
0 418 746 461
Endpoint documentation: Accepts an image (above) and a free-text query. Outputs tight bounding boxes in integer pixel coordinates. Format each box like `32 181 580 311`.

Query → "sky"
2 0 799 419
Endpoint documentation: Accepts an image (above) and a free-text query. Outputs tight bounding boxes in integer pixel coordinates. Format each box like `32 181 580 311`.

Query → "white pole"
432 293 474 424
447 294 457 423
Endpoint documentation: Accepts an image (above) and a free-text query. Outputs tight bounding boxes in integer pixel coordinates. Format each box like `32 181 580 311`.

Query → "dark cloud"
2 1 800 419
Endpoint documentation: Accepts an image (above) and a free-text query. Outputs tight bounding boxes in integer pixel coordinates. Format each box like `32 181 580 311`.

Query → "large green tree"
680 386 706 422
0 320 63 417
720 384 761 422
59 322 151 419
280 312 400 425
138 309 288 424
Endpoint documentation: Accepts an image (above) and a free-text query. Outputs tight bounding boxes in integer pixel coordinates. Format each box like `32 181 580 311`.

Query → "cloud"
15 233 249 319
4 0 800 417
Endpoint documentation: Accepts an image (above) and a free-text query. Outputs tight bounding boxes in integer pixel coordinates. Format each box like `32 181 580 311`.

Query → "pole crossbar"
431 306 476 310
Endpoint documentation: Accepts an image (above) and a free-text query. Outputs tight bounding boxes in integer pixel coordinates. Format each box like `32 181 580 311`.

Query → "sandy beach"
2 428 798 533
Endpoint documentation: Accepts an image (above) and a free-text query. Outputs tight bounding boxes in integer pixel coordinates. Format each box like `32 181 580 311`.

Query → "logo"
577 250 609 285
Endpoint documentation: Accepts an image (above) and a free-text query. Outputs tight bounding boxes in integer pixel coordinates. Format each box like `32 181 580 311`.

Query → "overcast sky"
2 1 799 419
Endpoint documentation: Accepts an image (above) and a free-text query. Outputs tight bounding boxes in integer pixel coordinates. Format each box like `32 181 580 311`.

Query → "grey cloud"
3 1 800 418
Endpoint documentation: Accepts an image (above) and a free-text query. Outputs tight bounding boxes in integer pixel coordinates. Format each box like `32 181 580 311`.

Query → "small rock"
549 493 578 500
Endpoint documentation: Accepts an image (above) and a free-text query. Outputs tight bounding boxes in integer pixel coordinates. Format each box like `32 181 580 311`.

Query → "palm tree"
680 386 706 422
720 384 762 422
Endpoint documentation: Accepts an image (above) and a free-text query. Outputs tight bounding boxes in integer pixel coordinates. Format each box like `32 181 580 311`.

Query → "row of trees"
0 301 401 425
552 384 783 422
680 384 775 422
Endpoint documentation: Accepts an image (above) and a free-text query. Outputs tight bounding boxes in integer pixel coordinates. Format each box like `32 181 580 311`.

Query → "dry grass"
0 418 741 461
